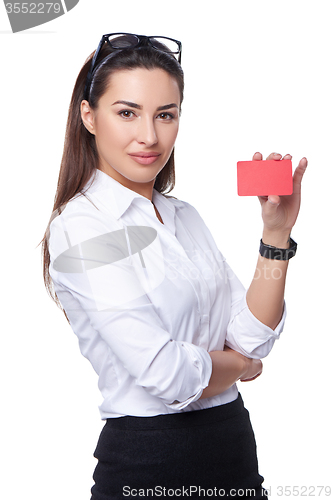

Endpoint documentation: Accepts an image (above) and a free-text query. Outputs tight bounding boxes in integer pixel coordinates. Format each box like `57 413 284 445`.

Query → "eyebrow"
111 100 179 111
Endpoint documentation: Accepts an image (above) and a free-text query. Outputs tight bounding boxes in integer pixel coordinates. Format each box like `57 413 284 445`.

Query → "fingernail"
268 196 280 206
273 153 281 156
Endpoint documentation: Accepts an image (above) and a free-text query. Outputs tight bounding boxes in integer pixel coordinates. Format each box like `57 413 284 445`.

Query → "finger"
293 157 308 194
252 152 262 161
258 194 280 207
266 152 282 160
240 372 261 382
267 195 281 206
282 153 292 160
259 195 281 217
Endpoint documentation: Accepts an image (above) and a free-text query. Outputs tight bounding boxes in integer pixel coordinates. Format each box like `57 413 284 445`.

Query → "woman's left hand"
253 152 308 236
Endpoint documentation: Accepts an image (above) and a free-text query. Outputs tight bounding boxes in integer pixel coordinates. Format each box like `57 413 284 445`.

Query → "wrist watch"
259 237 297 260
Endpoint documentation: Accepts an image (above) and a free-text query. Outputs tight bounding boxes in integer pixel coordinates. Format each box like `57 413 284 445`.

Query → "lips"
128 152 161 165
129 152 161 158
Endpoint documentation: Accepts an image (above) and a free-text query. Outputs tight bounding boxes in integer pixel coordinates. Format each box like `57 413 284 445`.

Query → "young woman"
42 33 307 499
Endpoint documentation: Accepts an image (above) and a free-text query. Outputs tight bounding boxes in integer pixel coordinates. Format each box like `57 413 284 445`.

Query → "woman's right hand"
224 346 263 382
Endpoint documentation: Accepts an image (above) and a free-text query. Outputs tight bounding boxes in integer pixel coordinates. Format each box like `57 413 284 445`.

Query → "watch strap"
259 237 297 260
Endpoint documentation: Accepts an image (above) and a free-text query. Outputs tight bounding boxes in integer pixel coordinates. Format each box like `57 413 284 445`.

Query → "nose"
137 116 158 147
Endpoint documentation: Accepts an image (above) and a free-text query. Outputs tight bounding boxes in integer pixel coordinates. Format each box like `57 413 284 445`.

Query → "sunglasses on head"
83 32 182 101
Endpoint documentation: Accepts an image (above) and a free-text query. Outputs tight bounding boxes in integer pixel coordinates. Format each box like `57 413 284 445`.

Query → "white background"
1 0 332 498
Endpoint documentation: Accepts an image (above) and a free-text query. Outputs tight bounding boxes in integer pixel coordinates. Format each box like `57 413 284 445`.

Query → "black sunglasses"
83 32 182 101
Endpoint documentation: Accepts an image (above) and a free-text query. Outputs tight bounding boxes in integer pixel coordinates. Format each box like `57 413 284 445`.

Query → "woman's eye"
158 112 174 120
119 110 135 119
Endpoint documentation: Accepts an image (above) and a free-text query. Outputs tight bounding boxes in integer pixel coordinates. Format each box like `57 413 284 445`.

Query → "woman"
42 33 307 499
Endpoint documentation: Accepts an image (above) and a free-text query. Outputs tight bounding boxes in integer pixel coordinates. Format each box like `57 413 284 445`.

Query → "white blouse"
48 168 286 419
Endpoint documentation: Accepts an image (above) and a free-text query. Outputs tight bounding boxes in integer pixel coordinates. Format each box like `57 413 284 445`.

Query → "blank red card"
237 159 293 196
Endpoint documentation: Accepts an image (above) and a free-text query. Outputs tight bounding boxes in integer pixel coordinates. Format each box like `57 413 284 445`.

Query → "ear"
80 100 96 135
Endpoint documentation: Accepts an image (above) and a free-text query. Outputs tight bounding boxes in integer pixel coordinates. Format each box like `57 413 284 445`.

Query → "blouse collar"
85 168 177 225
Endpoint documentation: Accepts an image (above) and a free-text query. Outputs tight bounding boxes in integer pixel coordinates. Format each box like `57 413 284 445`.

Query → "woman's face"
81 67 181 199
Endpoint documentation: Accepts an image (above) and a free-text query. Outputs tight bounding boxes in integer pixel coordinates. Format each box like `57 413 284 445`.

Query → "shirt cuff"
165 343 212 410
226 294 287 359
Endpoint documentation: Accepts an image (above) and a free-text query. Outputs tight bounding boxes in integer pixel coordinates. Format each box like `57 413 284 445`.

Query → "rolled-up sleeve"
49 210 212 410
224 261 286 359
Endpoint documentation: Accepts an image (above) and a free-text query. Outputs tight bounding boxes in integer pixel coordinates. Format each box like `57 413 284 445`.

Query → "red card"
237 159 293 196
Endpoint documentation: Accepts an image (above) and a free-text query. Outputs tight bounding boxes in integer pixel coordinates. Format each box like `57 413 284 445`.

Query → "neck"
98 165 155 201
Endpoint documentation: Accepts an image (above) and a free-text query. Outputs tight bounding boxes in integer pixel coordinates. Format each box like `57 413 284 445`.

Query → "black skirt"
91 393 268 499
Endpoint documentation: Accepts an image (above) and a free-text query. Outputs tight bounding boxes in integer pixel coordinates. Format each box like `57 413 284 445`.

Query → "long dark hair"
41 42 184 308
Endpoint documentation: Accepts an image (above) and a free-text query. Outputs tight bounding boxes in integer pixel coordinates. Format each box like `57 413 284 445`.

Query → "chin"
118 171 158 186
124 166 164 183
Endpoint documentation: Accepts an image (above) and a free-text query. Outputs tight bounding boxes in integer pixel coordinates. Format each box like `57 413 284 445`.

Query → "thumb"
262 195 281 219
267 195 281 206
